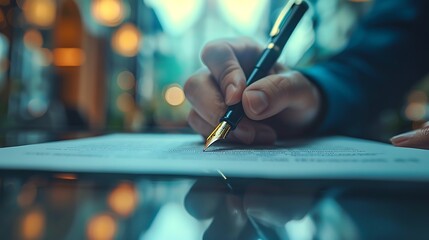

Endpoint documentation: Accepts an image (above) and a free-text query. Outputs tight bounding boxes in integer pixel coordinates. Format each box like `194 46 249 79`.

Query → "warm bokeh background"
0 0 428 146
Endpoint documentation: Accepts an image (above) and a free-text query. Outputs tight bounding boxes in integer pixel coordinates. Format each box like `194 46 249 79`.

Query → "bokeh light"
23 0 56 28
87 213 117 240
112 23 141 57
117 71 135 91
17 182 37 208
164 85 185 106
27 98 48 118
405 90 428 121
53 48 85 67
108 182 138 217
405 102 426 121
23 29 43 48
54 173 77 180
21 209 45 240
92 0 125 27
116 92 135 112
218 0 268 34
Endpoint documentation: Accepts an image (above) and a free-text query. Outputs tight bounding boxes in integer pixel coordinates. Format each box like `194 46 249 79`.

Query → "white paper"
0 134 428 180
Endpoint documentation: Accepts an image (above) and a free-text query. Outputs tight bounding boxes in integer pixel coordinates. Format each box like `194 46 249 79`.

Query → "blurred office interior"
0 0 428 145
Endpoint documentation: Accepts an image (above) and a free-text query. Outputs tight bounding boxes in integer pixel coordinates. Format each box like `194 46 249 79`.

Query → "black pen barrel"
220 1 309 130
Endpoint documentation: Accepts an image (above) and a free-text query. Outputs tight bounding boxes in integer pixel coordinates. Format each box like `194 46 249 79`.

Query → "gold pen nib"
204 121 232 151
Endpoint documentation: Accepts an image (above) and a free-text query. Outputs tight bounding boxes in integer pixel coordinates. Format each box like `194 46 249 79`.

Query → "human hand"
184 38 322 145
390 121 429 149
184 179 317 240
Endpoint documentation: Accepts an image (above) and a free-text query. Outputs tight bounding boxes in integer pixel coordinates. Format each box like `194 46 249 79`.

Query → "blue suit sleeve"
301 0 429 136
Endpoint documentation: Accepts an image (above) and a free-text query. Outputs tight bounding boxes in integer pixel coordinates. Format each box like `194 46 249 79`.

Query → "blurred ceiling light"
164 85 185 106
87 214 117 240
144 0 203 36
23 0 56 28
92 0 125 27
112 23 141 57
21 209 45 240
53 48 85 67
217 0 268 34
108 182 138 217
23 29 43 48
117 71 135 90
116 92 134 112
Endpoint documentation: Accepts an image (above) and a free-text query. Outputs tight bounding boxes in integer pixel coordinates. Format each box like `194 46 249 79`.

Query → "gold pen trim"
267 42 280 51
204 121 231 151
270 0 301 37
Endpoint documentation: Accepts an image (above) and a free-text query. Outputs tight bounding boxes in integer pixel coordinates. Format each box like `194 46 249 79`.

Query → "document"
0 134 428 180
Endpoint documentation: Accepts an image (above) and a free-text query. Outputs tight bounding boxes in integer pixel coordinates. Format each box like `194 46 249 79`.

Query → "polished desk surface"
0 131 428 240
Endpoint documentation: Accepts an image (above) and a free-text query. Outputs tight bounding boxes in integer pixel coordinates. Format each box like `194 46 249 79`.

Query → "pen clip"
270 0 302 37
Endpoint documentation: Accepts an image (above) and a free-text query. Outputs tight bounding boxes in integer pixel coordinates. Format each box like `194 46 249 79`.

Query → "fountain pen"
204 0 309 151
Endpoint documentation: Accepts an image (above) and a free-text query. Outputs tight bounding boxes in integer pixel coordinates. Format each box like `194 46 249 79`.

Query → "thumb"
242 71 321 122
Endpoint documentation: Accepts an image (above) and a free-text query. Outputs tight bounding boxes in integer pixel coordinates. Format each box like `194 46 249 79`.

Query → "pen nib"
204 121 231 151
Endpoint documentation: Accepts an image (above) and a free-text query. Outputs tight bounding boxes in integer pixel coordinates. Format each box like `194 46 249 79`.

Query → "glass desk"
0 131 428 240
1 172 429 240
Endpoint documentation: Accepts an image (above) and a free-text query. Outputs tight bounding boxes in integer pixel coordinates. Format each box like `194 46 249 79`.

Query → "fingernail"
390 131 416 145
246 90 269 115
226 84 237 104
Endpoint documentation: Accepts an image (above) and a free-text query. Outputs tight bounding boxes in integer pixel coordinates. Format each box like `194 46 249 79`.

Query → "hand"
184 38 322 145
184 179 317 240
390 121 429 149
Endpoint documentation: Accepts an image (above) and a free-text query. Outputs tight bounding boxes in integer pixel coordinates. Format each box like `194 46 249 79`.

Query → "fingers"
184 68 227 127
390 124 429 149
187 39 320 144
203 194 248 240
184 180 249 240
201 38 262 105
187 109 276 145
242 71 321 124
187 110 215 137
184 179 226 220
232 119 277 145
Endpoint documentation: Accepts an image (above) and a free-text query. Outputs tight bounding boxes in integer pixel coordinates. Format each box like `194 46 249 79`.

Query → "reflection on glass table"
1 174 428 240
